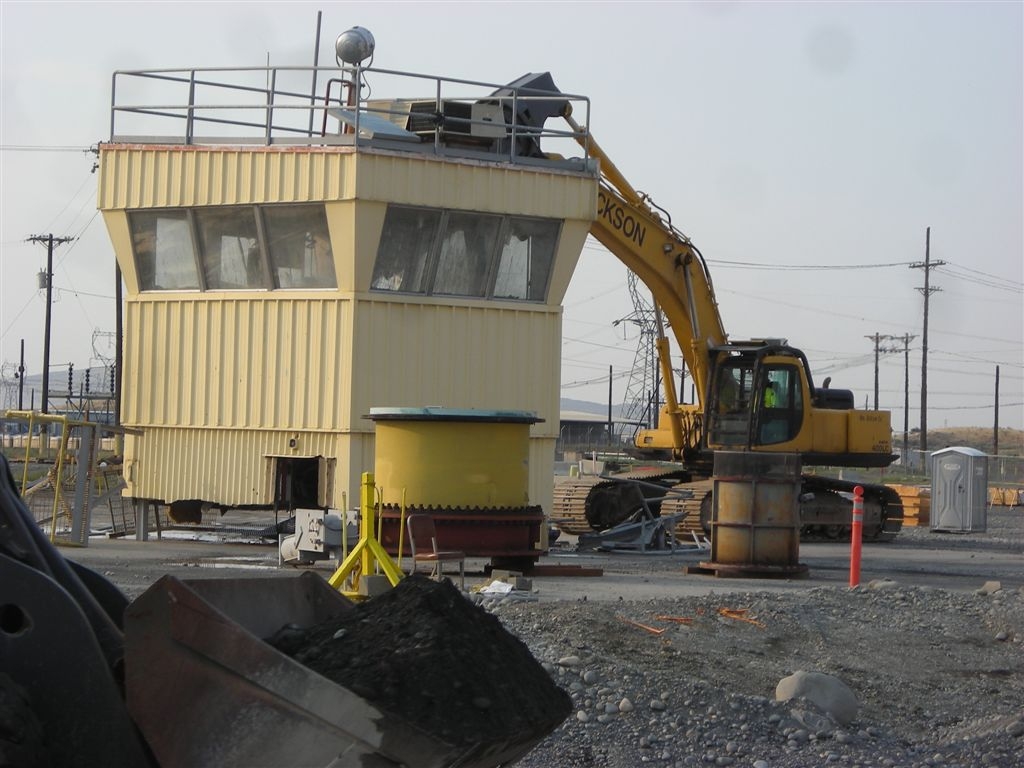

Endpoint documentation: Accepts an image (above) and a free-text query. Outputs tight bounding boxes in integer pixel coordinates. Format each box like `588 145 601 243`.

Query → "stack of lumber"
988 487 1023 507
887 484 931 527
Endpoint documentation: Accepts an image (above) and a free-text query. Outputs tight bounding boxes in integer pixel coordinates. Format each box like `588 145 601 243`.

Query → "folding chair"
406 514 465 590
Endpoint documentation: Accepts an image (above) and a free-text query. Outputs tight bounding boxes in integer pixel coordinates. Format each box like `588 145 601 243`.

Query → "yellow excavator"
555 110 903 542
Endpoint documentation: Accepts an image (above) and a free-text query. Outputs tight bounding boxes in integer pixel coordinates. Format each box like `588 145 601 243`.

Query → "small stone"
576 710 590 723
650 699 667 711
1006 720 1024 737
619 697 634 712
605 702 619 714
557 655 582 667
583 669 601 684
867 578 899 590
977 580 1002 595
753 761 770 768
995 631 1009 642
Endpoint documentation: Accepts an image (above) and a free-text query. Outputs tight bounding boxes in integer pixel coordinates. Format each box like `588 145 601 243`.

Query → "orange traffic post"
849 485 864 587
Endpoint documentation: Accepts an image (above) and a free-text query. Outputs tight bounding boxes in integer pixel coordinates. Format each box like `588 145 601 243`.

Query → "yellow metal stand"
327 472 404 598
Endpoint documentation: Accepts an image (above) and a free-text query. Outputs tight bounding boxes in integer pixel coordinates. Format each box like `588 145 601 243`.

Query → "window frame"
370 204 562 303
130 203 338 293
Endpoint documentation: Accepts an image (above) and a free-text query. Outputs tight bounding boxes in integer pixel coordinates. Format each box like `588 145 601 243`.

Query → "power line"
935 266 1022 294
0 145 94 152
941 260 1024 290
708 259 915 271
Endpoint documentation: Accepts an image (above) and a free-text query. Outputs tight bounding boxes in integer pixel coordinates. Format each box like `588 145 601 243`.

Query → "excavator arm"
567 114 727 455
570 115 728 398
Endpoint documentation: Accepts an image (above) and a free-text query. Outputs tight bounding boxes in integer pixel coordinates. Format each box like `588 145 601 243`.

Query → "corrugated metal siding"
102 142 590 515
350 299 562 438
122 297 353 431
529 437 556 517
123 426 553 512
354 153 594 219
97 146 594 217
124 427 345 505
97 146 359 209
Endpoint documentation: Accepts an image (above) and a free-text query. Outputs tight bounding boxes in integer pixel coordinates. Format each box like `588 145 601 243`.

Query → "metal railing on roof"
108 64 594 169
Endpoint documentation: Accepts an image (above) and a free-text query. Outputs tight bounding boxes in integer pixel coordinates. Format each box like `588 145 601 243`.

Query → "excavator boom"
555 104 900 542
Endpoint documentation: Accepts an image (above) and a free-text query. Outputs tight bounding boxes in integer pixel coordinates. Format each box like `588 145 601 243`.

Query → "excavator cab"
705 343 812 453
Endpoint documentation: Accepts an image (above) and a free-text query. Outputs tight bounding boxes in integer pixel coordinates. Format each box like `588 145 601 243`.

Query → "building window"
130 210 200 290
371 206 440 292
130 204 337 292
433 212 501 298
371 205 561 302
263 205 336 289
493 217 559 301
194 207 263 290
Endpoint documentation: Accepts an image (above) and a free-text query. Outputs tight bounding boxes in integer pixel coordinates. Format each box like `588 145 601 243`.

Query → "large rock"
775 671 858 725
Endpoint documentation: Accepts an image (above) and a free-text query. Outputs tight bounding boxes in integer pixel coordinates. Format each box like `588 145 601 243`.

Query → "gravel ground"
475 516 1024 768
8 464 1022 768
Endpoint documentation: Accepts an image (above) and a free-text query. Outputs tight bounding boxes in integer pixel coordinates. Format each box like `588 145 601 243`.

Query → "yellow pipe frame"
327 472 404 597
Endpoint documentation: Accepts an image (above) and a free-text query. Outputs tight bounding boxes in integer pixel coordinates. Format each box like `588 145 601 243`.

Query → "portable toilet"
930 447 988 533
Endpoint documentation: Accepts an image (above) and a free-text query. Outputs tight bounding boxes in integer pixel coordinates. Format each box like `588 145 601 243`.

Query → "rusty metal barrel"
701 451 808 578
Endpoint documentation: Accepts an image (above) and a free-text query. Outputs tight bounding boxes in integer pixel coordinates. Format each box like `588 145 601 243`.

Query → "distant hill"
917 427 1023 457
560 398 624 418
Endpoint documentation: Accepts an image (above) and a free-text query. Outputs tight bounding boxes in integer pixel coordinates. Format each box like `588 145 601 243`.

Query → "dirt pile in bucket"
269 574 572 746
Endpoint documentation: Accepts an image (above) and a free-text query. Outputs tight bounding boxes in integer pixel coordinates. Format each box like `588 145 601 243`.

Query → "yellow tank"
370 408 547 570
370 407 541 508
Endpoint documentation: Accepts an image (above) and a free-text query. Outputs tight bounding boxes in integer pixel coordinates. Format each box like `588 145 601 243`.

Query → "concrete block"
359 575 393 598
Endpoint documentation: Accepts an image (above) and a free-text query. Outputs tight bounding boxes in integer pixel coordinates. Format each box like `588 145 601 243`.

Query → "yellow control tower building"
96 31 597 563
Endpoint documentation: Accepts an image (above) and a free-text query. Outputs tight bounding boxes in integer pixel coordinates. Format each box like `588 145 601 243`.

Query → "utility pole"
27 234 74 415
994 365 1000 456
895 333 917 465
17 339 26 410
910 227 944 452
607 364 613 446
864 333 898 411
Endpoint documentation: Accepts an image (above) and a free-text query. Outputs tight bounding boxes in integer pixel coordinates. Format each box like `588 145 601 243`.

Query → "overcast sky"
1 1 1021 435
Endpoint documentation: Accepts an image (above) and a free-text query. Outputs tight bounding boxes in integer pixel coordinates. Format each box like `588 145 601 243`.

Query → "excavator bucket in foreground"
1 449 567 768
126 573 551 768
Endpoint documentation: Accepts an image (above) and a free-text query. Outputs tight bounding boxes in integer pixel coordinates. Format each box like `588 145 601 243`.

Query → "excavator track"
798 476 904 542
659 480 715 539
555 472 903 543
551 467 691 536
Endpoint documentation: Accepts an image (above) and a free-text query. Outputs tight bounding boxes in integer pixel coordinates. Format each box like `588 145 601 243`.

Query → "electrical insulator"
85 369 91 393
68 363 74 395
110 364 116 394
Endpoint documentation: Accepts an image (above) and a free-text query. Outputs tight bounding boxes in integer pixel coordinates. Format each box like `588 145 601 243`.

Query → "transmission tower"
0 362 18 410
616 271 659 439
